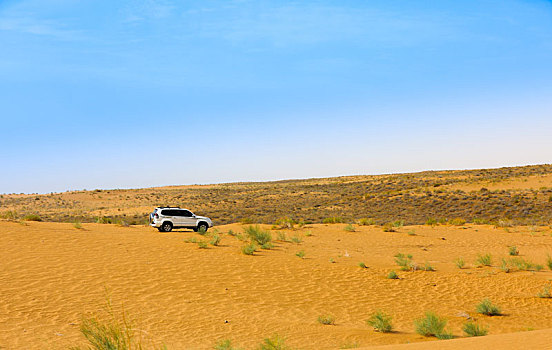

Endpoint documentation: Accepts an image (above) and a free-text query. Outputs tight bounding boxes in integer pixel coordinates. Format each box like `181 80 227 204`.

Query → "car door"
179 209 196 227
161 209 180 226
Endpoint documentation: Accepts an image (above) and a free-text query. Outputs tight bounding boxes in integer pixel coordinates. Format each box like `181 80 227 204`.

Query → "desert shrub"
73 221 83 229
210 234 221 246
261 242 274 250
508 246 519 256
473 218 490 225
240 217 255 225
244 225 272 245
257 334 289 350
499 259 511 273
198 241 208 249
0 210 18 220
22 214 42 222
537 284 552 298
274 217 296 229
382 223 396 232
414 312 448 337
510 257 536 271
407 230 416 236
344 224 355 232
305 230 313 237
425 218 437 226
546 254 552 270
215 339 243 350
463 322 488 337
295 250 305 258
394 253 415 271
358 262 367 269
357 218 375 226
227 229 236 236
476 299 501 316
387 271 399 279
476 253 492 267
241 243 257 255
436 331 454 340
366 311 393 332
392 220 404 229
454 257 465 269
317 315 335 325
449 218 466 226
494 219 514 228
291 235 302 244
96 216 113 224
277 232 289 242
323 217 344 224
422 262 435 271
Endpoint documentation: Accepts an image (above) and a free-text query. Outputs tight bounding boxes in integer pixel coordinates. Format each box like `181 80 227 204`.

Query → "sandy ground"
1 221 552 349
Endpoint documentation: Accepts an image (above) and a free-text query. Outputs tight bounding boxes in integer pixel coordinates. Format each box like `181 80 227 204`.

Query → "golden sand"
1 221 552 349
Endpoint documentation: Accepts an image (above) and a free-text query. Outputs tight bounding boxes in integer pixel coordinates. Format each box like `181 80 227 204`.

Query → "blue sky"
1 0 551 193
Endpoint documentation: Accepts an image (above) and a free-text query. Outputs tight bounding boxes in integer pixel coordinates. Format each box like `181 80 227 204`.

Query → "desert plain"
2 165 552 349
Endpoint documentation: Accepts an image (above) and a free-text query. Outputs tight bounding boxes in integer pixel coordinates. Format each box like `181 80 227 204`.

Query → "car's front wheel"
197 222 208 233
159 222 173 232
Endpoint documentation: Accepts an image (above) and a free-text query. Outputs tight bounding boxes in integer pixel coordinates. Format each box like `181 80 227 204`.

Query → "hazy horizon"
1 0 551 194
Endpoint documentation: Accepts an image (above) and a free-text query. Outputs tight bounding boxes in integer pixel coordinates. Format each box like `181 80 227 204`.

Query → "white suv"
149 207 213 232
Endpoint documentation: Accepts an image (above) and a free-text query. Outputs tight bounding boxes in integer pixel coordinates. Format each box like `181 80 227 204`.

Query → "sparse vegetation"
73 221 83 229
463 322 489 337
366 311 393 333
546 254 552 270
476 253 493 267
215 339 243 350
454 257 465 269
358 262 367 269
323 217 343 224
449 218 466 226
244 225 272 246
257 334 290 350
387 271 399 279
241 243 257 255
537 284 552 298
344 224 355 232
295 250 305 258
414 312 449 338
357 218 375 226
273 217 296 230
382 223 396 232
198 241 208 249
476 299 502 316
317 315 335 325
508 246 519 256
394 253 415 271
210 234 221 246
22 214 41 222
291 235 303 244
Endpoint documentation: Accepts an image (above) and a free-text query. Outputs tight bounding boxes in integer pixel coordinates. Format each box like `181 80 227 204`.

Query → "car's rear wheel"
160 222 173 232
197 222 208 233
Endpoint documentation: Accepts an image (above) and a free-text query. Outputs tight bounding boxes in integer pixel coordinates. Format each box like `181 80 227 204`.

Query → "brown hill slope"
1 164 552 225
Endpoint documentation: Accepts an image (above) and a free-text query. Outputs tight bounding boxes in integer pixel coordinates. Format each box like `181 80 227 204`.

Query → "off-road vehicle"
149 207 213 232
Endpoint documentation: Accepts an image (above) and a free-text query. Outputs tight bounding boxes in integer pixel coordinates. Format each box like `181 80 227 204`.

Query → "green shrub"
414 312 448 338
0 210 18 220
96 216 113 224
198 241 208 249
240 217 254 225
387 271 399 279
449 218 466 226
463 322 488 337
244 225 272 245
344 224 355 232
476 299 501 316
215 339 243 350
317 315 335 325
508 246 519 256
274 217 296 229
323 217 344 224
22 214 42 222
295 250 305 259
261 242 274 250
425 218 437 226
407 230 416 236
476 253 492 267
291 235 302 244
499 258 511 273
358 262 367 269
454 257 465 269
257 334 289 350
73 221 83 229
210 234 221 246
241 243 257 255
394 253 415 271
422 262 435 271
382 223 396 232
227 229 236 236
366 311 393 332
392 220 404 229
546 254 552 270
357 218 375 226
537 284 552 298
305 230 313 237
436 331 454 340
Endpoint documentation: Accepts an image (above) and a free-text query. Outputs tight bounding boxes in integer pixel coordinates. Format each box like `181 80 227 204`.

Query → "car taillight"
155 213 159 219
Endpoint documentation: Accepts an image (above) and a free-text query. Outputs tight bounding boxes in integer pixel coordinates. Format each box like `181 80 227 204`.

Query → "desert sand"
1 220 552 349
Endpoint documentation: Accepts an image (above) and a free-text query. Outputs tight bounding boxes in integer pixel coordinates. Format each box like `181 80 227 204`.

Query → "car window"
181 210 193 217
161 209 175 216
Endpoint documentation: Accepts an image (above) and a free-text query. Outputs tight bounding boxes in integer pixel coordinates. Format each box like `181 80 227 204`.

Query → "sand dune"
1 221 552 349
